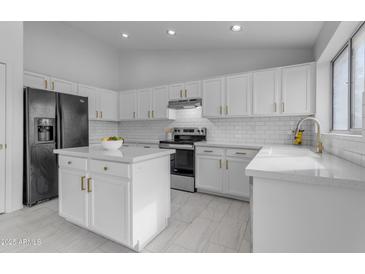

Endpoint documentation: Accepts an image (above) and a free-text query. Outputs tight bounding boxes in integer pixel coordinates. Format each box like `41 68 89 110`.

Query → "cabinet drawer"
89 159 130 178
59 156 87 170
226 148 258 158
196 147 224 156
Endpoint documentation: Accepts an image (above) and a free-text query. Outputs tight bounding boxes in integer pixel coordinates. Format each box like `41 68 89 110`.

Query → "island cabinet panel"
57 152 172 252
58 168 89 227
89 174 131 245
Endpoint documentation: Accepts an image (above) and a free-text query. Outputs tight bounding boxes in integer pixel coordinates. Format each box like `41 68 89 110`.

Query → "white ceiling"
64 21 324 51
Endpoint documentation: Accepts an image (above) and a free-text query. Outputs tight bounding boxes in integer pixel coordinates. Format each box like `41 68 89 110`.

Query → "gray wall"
24 22 120 90
119 48 314 90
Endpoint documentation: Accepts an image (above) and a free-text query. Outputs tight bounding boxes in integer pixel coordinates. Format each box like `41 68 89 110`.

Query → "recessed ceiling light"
230 25 242 32
121 33 129 38
166 29 176 36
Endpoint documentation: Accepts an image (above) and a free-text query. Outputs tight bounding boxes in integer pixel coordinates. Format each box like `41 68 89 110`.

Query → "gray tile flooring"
0 190 251 253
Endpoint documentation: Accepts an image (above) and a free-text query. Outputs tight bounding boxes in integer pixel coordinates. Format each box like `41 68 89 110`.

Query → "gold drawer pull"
235 152 247 155
87 178 92 192
226 160 228 170
67 161 72 165
45 79 48 89
96 111 98 118
81 176 86 191
184 89 187 97
219 159 222 169
203 150 213 153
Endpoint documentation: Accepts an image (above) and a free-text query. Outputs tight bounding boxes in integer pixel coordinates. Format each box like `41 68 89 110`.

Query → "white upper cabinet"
152 86 169 119
202 77 225 118
138 88 153 120
119 90 137 120
169 80 201 99
78 84 99 120
252 69 280 115
184 81 201 98
280 63 315 115
98 88 118 121
168 83 185 100
225 73 252 117
50 77 77 95
24 71 50 90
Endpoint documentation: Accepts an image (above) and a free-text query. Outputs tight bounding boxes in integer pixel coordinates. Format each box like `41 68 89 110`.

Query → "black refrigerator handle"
56 93 62 149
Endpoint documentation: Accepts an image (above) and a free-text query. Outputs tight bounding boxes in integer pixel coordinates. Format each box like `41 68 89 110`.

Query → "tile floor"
0 190 251 253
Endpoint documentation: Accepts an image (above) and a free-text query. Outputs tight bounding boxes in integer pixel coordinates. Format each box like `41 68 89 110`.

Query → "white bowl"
101 140 124 151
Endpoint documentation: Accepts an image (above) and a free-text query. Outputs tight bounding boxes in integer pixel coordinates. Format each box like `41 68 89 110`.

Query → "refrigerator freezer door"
24 88 58 206
58 93 89 149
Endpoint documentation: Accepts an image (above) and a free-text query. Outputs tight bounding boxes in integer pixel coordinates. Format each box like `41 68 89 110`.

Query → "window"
332 22 365 132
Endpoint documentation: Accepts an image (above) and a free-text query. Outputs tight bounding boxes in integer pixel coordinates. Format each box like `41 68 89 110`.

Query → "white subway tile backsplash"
118 108 315 146
89 120 119 144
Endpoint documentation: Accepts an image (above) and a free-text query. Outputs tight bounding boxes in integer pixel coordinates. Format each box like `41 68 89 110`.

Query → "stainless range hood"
168 98 202 109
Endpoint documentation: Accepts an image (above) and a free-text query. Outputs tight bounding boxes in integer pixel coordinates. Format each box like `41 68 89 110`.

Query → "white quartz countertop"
123 139 160 145
195 141 365 189
54 145 175 163
194 141 262 150
246 145 365 189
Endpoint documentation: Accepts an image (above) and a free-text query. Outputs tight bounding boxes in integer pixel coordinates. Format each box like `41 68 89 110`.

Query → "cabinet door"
252 69 279 115
184 81 201 98
196 155 223 193
152 86 169 119
225 158 251 199
0 64 5 213
98 88 118 121
202 77 225 118
168 83 184 100
119 90 137 120
89 174 130 245
138 88 153 120
50 77 77 95
58 168 88 227
24 71 50 90
78 84 99 120
226 73 251 117
281 64 312 114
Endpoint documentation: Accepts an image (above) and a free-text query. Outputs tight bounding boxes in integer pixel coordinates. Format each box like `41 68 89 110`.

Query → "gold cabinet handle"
219 159 222 169
45 79 48 89
96 111 98 118
52 81 55 90
100 111 103 119
87 178 92 193
225 105 228 115
0 144 3 150
274 102 277 113
226 160 228 170
152 110 154 118
81 176 86 191
185 89 187 97
67 161 72 165
180 90 183 98
148 110 151 118
219 106 223 115
133 111 136 119
103 166 108 171
282 102 285 113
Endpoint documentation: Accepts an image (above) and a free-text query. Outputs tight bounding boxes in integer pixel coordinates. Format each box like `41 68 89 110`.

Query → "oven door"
172 148 194 176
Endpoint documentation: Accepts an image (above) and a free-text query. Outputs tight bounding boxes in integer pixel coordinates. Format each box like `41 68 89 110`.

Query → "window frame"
331 22 365 134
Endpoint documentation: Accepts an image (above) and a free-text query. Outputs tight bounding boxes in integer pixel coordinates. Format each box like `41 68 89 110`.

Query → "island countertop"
54 145 175 163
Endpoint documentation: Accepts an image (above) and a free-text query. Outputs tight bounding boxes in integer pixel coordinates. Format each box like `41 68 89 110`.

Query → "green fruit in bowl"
101 136 124 142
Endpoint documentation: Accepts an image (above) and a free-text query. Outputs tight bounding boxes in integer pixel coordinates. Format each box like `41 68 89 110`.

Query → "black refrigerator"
24 87 89 206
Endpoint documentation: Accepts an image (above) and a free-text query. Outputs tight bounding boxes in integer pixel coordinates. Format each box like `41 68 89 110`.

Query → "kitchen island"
54 145 175 252
246 145 365 252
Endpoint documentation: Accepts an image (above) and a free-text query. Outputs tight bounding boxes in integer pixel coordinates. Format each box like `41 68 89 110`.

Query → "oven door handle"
159 144 194 150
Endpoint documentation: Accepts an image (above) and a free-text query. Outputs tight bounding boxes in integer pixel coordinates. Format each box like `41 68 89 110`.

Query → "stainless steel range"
159 127 206 192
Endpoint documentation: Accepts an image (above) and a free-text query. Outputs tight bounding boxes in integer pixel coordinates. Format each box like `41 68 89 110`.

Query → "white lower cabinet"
225 157 251 198
59 168 89 227
196 147 257 200
89 174 130 245
195 155 223 193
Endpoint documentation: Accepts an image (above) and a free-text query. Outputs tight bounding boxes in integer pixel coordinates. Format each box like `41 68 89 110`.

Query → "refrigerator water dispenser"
35 118 55 143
